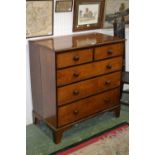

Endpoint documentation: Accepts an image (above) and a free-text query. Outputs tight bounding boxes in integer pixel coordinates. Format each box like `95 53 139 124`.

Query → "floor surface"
27 94 129 155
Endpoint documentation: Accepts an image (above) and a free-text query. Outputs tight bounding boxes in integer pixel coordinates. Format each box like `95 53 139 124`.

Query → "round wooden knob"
106 64 112 69
107 49 113 54
73 110 79 115
73 90 79 95
73 72 80 77
105 80 111 85
73 55 80 61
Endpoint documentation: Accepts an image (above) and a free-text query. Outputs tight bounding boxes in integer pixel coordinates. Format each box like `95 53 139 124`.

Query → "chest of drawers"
29 32 125 144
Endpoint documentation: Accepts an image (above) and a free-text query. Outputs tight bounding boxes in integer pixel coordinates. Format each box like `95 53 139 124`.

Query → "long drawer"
57 71 121 105
57 48 93 69
94 43 123 60
57 57 122 86
58 88 120 127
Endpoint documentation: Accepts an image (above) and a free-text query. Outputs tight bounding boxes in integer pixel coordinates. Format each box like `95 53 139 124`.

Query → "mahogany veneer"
29 32 125 144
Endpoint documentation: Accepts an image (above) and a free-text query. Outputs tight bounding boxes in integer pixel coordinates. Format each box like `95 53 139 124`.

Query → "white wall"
26 0 129 125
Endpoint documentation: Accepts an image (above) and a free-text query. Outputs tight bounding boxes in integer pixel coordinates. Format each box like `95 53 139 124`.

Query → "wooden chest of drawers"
29 32 125 144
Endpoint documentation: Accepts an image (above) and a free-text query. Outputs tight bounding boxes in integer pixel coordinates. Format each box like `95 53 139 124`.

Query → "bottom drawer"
58 88 120 127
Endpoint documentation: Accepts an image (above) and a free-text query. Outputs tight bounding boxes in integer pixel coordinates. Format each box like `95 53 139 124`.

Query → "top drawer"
94 43 123 60
57 48 93 69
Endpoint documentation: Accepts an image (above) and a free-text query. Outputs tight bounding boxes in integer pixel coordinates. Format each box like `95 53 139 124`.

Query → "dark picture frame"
73 0 105 32
26 0 54 38
55 0 73 12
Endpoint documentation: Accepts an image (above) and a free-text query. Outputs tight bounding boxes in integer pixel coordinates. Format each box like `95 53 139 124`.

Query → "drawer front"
58 88 120 127
57 48 93 69
95 43 124 60
58 71 121 105
57 57 122 86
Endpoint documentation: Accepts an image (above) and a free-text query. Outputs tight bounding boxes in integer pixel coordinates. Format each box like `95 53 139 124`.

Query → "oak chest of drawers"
29 32 125 144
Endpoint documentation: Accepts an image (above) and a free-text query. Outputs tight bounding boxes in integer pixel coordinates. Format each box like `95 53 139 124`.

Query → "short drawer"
57 48 93 69
58 88 120 127
58 71 121 105
95 43 124 60
57 57 122 86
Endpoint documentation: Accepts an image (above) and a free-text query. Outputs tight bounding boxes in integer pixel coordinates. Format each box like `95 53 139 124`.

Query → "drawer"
57 48 93 69
58 88 120 127
58 71 121 105
57 57 122 86
95 43 124 60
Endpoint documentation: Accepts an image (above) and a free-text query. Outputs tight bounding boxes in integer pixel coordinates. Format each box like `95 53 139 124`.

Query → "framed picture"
55 0 73 12
73 0 105 32
26 0 54 38
104 0 129 28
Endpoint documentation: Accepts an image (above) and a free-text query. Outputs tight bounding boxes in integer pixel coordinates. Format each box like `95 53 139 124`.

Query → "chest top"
29 32 124 52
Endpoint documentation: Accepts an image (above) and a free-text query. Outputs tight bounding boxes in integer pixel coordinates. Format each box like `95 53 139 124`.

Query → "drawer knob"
106 64 112 69
73 55 80 61
73 90 79 95
105 80 111 85
73 72 80 77
104 98 111 103
107 49 113 54
73 110 79 115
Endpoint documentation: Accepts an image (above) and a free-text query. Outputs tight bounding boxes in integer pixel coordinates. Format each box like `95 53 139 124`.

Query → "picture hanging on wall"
73 0 105 32
104 0 129 28
26 0 54 38
55 0 73 12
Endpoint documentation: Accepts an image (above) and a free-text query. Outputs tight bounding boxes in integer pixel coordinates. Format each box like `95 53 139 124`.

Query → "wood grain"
58 71 121 105
31 32 125 52
57 57 122 86
95 43 124 60
58 88 120 127
29 32 124 143
57 48 93 69
29 42 57 127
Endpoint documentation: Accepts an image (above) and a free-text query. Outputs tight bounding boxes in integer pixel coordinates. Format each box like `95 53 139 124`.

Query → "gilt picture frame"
26 0 54 38
73 0 105 32
55 0 73 12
